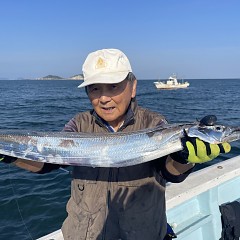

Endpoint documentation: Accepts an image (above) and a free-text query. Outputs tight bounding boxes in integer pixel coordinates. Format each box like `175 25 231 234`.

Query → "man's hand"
0 154 17 163
171 138 231 164
0 154 4 161
184 138 231 163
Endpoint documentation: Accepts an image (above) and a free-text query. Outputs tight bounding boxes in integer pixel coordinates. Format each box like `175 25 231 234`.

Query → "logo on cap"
95 57 107 69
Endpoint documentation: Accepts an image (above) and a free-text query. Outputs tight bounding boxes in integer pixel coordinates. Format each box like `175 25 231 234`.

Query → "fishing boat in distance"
154 74 190 89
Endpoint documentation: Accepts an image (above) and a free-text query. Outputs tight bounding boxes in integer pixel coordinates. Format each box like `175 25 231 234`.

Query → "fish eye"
215 126 224 131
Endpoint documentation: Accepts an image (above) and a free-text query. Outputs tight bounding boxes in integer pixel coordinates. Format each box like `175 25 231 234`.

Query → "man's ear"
131 79 137 98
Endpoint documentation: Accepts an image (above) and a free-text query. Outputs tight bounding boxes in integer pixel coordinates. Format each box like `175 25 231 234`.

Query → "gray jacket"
61 100 188 240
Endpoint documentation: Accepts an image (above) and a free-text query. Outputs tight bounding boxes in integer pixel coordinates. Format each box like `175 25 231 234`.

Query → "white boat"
38 155 240 240
154 74 190 89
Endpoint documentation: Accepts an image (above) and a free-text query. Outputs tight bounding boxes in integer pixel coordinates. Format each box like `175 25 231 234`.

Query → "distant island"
36 74 84 80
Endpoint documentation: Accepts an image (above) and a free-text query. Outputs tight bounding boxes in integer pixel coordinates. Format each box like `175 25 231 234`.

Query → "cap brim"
77 72 129 88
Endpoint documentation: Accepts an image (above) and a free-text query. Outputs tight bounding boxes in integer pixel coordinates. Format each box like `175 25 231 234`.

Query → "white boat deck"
38 155 240 240
166 155 240 239
166 155 240 209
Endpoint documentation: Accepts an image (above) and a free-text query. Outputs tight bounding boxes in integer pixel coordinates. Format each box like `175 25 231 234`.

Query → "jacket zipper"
102 168 113 240
95 115 134 239
95 122 112 240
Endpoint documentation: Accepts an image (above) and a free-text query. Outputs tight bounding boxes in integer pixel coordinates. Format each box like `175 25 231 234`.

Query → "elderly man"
1 48 231 240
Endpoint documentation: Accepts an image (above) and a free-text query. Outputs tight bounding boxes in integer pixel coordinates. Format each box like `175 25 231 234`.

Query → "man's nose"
99 91 112 102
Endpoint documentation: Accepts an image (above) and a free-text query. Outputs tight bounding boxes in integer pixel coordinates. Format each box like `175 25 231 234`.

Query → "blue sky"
0 0 239 79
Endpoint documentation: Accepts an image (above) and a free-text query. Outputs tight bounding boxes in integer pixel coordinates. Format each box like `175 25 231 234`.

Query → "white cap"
78 48 132 88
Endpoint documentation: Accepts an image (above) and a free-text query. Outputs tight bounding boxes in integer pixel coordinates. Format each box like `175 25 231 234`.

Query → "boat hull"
154 74 190 89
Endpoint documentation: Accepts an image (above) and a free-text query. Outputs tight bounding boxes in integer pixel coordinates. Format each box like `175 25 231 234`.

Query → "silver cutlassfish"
0 116 239 167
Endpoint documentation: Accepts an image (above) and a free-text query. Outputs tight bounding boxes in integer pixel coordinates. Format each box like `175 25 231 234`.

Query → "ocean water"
0 79 239 239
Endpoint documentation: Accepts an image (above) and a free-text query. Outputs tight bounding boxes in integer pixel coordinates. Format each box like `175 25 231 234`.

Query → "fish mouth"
222 126 240 143
186 124 240 144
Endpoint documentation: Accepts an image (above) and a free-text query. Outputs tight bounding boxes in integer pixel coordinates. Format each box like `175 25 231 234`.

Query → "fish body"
0 121 239 167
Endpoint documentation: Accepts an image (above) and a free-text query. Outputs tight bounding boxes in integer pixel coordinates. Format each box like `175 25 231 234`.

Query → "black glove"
0 154 17 164
172 115 231 164
171 137 231 164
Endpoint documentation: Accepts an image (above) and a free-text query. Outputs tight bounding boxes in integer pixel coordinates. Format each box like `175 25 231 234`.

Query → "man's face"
87 79 137 131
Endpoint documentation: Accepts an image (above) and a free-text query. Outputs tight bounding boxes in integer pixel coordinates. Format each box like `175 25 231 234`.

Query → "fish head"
187 124 240 144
